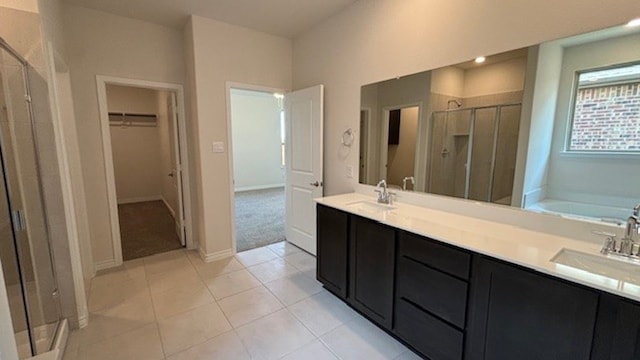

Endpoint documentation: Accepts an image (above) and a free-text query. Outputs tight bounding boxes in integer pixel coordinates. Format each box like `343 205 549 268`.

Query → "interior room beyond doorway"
106 84 183 260
230 88 286 252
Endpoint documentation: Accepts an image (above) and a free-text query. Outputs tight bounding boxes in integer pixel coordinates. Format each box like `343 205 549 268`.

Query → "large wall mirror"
359 21 640 227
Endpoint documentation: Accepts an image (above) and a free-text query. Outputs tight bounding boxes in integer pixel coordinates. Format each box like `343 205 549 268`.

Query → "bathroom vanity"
315 193 640 360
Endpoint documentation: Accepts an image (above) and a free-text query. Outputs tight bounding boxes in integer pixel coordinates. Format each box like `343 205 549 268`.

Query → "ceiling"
62 0 359 38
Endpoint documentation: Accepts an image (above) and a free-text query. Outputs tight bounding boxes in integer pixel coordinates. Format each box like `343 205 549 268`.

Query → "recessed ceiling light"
475 56 486 64
627 18 640 27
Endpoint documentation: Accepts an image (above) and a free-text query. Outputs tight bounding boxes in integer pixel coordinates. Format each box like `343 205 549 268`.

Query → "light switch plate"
212 141 225 153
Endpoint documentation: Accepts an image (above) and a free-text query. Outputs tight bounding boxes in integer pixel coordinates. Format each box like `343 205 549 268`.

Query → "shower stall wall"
0 38 62 358
428 103 522 205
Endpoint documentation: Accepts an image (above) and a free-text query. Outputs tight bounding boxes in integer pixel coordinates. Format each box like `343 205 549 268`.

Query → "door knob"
168 172 174 177
310 181 322 187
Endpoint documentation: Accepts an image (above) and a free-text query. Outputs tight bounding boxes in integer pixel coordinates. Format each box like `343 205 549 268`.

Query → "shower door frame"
0 37 63 357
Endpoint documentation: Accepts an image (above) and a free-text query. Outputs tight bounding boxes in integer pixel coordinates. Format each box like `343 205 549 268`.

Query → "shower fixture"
447 99 462 109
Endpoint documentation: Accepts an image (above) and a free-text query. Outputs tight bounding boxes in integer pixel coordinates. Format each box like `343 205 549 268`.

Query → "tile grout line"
142 250 170 360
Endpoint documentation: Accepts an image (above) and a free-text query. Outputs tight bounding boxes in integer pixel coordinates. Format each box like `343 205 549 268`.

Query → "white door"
169 92 185 245
285 85 323 255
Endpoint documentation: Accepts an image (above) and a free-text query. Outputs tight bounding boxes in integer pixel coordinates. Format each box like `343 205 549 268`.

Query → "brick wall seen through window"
569 64 640 152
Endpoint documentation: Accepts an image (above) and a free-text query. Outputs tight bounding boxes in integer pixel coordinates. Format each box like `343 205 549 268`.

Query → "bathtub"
527 199 629 226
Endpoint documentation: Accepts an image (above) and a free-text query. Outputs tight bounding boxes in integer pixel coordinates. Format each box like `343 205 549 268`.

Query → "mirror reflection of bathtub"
527 200 628 226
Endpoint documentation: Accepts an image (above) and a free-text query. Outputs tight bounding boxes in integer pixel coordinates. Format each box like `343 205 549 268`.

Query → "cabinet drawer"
397 257 468 328
399 231 470 280
395 298 464 360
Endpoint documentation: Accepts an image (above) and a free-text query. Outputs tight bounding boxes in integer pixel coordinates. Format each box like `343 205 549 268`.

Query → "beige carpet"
234 187 285 252
118 200 183 260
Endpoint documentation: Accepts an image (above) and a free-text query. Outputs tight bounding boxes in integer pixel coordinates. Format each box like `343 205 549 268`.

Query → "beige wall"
462 57 528 98
64 4 186 266
292 0 636 197
185 15 291 257
107 85 165 203
230 89 284 192
431 67 464 97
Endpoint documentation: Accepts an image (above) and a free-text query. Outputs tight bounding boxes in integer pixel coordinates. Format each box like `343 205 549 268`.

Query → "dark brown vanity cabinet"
592 294 640 360
466 256 599 360
394 232 471 360
316 204 640 360
349 215 396 329
316 204 349 298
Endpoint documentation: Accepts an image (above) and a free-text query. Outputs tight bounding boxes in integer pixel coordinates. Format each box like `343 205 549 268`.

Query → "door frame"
225 81 288 253
96 75 193 267
379 102 423 186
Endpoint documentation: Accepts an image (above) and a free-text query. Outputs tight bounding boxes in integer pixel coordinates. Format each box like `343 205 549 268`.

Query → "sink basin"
346 200 397 214
551 248 640 286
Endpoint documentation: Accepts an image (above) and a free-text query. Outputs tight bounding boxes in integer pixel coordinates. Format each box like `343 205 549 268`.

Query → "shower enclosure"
0 39 62 357
428 103 522 205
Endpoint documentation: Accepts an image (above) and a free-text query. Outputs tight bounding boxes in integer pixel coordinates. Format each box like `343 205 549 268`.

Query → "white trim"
225 81 288 253
94 259 118 272
96 75 194 267
161 196 176 218
32 319 68 360
117 195 163 205
198 248 235 263
45 43 89 333
234 184 284 192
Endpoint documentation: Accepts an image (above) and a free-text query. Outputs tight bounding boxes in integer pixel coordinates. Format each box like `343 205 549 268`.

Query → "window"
567 63 640 152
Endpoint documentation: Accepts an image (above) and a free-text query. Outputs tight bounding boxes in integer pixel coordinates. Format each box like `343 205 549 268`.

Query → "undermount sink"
551 248 640 286
346 200 397 214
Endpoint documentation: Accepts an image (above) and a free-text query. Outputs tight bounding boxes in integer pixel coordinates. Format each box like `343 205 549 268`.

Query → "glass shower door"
0 41 61 358
428 109 472 199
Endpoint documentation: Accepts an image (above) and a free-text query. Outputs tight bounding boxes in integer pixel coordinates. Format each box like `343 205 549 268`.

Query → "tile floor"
63 241 421 360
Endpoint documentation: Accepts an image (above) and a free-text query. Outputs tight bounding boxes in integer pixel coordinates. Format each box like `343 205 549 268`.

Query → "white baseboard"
77 313 89 329
234 184 284 192
161 196 176 218
94 259 117 271
117 195 163 205
199 248 235 263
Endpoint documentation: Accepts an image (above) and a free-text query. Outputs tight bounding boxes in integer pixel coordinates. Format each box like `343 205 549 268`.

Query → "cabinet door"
316 204 349 298
349 215 395 329
592 294 640 360
466 256 599 360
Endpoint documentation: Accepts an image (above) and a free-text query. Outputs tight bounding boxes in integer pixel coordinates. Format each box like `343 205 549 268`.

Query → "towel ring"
342 128 354 147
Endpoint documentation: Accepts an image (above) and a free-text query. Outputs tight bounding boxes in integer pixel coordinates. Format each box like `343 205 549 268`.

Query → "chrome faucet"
402 176 415 191
598 203 640 258
375 179 395 205
625 204 640 243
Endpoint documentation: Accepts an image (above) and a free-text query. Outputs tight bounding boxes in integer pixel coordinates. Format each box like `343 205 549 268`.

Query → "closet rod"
108 112 157 118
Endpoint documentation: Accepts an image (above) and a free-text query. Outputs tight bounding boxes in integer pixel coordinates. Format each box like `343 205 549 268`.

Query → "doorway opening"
107 85 181 260
96 76 192 266
229 87 286 252
381 106 420 191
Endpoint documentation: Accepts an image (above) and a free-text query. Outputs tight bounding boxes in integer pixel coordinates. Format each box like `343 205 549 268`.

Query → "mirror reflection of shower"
428 103 522 205
359 47 528 205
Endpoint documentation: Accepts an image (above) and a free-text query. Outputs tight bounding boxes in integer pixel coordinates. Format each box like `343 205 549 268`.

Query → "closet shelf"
108 112 158 127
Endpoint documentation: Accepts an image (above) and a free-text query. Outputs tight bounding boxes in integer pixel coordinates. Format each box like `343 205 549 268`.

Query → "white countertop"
316 193 640 302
